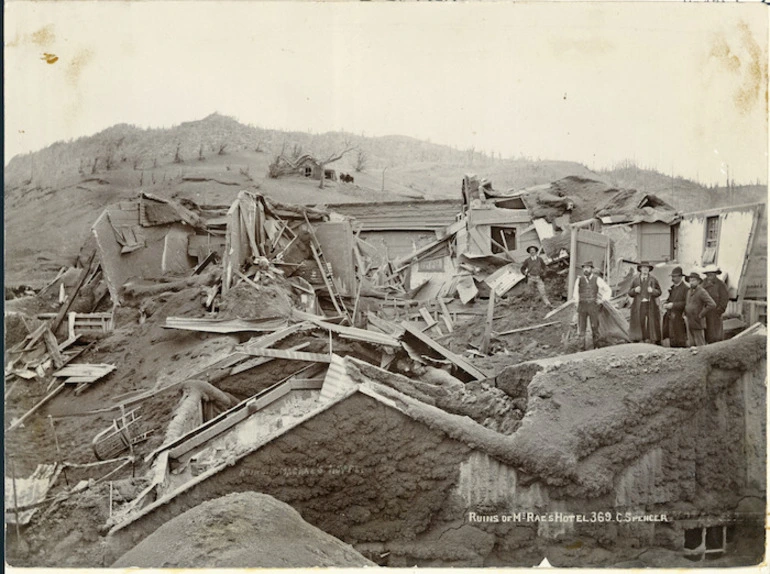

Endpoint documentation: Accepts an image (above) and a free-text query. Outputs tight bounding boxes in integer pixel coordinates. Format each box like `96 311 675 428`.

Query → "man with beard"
685 271 717 347
628 261 662 344
662 266 688 347
572 260 611 350
702 265 729 343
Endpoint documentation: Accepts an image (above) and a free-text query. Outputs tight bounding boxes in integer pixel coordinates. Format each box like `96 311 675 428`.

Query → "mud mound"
112 492 375 568
218 280 294 320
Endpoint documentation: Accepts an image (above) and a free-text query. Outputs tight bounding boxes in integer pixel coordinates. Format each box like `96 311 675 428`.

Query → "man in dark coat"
702 265 729 343
520 245 552 308
685 271 717 347
628 261 662 344
662 266 688 347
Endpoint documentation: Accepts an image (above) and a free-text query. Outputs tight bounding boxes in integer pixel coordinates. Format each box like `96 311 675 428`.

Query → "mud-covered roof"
329 199 462 231
595 188 680 225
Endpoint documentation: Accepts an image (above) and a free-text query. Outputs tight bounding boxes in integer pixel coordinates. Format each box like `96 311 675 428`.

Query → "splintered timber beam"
480 290 496 355
241 347 331 364
8 384 66 432
400 321 487 382
495 320 561 336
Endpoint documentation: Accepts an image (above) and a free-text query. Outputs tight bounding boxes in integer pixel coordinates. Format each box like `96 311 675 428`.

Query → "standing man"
628 261 662 344
572 260 611 350
684 271 717 347
702 265 729 343
662 266 688 348
521 245 552 308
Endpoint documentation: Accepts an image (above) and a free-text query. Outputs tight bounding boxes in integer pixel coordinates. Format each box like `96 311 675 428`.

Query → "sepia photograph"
4 1 768 569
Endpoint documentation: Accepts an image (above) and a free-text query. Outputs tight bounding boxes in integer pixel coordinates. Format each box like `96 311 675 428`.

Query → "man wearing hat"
702 265 729 343
571 260 611 350
684 271 717 347
662 266 688 347
628 261 662 344
520 245 552 308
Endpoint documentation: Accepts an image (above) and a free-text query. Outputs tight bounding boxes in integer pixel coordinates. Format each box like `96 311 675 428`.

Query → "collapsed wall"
106 335 766 567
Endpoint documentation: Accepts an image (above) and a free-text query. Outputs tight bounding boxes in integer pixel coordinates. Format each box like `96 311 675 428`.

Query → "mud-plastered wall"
112 393 472 563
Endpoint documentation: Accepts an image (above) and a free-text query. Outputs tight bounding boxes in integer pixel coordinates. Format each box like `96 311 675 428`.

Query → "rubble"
3 181 766 568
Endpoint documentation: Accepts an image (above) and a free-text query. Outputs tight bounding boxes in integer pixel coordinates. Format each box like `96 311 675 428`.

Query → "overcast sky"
4 2 768 185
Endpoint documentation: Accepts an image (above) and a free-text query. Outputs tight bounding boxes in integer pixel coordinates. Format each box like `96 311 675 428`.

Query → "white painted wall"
677 208 756 297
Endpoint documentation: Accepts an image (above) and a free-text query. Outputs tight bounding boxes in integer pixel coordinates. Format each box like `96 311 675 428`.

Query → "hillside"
4 113 765 287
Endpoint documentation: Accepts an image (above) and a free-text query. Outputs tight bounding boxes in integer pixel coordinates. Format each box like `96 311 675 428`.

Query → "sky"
4 2 768 185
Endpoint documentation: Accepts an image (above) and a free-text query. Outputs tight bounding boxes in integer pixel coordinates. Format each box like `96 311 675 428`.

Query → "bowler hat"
581 261 594 268
670 266 684 277
526 245 539 254
688 271 702 282
637 261 654 272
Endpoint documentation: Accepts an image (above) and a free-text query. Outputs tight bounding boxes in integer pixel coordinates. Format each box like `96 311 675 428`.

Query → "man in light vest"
572 260 612 350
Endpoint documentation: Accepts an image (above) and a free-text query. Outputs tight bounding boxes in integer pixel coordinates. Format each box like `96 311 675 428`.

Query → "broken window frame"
490 226 517 254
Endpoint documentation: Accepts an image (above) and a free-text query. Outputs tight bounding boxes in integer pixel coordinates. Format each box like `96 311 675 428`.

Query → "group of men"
519 245 730 350
628 262 728 348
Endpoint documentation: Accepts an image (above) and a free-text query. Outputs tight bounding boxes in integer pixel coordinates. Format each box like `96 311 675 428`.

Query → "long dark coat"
702 276 729 343
628 274 662 343
663 281 688 347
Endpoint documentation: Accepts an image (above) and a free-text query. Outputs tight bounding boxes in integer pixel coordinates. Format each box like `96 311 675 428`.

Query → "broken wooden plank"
484 263 526 297
480 290 496 355
456 275 478 305
544 300 575 320
53 364 116 379
238 323 312 353
42 328 64 369
366 312 405 338
496 320 561 336
50 252 96 334
7 384 66 431
163 316 288 333
192 251 217 275
292 309 400 347
400 321 487 381
230 343 311 375
242 347 331 364
419 308 438 328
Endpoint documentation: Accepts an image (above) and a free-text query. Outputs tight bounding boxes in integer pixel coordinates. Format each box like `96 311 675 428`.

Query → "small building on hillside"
295 155 338 182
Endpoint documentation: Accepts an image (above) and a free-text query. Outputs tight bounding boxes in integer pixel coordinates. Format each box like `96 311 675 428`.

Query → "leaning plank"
496 320 561 336
230 343 310 375
50 252 95 334
163 316 288 333
7 384 66 431
400 321 488 381
42 329 64 369
456 275 478 305
238 323 311 353
292 309 400 347
480 291 496 355
366 312 405 338
242 347 331 364
544 300 575 320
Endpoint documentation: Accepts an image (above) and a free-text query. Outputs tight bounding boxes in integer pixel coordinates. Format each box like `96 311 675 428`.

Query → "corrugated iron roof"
330 200 462 231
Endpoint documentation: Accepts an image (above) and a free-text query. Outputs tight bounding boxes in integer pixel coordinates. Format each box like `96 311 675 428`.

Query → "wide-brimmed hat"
526 245 539 254
702 264 722 275
670 266 684 277
637 261 654 272
688 271 702 282
581 261 594 268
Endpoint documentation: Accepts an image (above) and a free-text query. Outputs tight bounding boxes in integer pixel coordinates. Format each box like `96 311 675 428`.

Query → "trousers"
528 276 551 306
577 301 600 349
